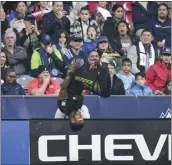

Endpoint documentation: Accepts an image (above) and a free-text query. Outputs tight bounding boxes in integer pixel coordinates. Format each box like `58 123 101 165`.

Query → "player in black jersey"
58 50 111 131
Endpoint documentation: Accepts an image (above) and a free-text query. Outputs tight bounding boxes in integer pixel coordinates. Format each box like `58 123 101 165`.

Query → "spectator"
18 19 40 61
3 28 28 76
28 65 61 96
129 72 153 96
148 3 171 48
146 46 171 95
33 1 49 31
82 26 98 57
53 30 69 56
42 1 70 44
1 50 9 81
1 7 10 44
95 36 122 73
108 62 125 95
117 58 135 95
7 1 27 23
1 67 25 95
9 2 27 34
31 34 64 77
127 30 158 74
164 80 171 95
63 35 87 68
132 1 158 36
103 4 124 42
70 6 100 42
111 20 135 58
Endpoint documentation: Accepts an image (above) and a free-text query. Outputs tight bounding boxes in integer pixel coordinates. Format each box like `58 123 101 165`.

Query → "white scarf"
138 41 155 69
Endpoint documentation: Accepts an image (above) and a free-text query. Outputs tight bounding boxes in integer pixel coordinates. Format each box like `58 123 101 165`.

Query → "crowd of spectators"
1 1 171 96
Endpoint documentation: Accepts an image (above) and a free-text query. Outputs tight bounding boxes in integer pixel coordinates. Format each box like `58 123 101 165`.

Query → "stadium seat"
17 75 34 92
53 77 64 85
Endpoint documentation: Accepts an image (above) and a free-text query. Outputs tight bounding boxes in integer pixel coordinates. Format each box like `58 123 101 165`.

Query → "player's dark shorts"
58 94 84 115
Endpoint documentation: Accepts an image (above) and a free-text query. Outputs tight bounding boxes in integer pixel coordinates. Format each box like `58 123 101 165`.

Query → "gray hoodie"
3 46 28 75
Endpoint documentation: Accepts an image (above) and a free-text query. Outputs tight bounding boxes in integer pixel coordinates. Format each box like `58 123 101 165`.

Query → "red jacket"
146 61 171 92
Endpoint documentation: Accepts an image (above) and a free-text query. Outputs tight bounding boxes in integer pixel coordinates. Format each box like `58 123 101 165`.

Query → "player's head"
69 111 84 132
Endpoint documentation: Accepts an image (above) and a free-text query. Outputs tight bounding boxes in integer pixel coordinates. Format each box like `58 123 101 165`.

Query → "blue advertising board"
2 96 171 119
2 120 29 165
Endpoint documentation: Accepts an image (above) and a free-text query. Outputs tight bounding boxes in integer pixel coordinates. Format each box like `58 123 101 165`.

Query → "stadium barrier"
2 96 171 119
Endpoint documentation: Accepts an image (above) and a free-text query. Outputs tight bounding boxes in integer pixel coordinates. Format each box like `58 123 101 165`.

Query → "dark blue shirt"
1 82 25 95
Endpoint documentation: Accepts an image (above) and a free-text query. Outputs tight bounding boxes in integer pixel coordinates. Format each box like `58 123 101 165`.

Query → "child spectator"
108 62 125 95
117 58 135 94
111 20 135 58
70 6 100 42
82 26 98 57
1 67 25 95
129 72 153 96
28 65 61 96
53 30 69 56
146 46 171 95
164 80 171 95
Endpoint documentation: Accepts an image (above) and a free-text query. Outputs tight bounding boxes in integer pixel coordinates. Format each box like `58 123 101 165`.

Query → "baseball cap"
41 34 52 46
70 34 83 42
98 36 109 43
32 65 49 78
161 47 171 56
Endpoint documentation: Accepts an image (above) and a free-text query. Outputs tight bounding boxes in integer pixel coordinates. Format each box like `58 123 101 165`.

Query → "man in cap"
58 50 111 131
28 65 61 96
146 46 171 95
63 35 87 69
31 34 64 77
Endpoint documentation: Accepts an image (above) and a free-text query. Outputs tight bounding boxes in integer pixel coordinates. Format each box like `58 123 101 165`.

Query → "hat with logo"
32 65 49 78
161 47 171 56
41 34 52 46
98 36 109 43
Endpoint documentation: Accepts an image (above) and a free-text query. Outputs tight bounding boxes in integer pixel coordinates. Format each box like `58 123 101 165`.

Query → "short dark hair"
80 5 89 13
52 1 63 6
122 58 132 65
141 29 153 36
112 4 123 13
135 72 146 79
69 111 84 132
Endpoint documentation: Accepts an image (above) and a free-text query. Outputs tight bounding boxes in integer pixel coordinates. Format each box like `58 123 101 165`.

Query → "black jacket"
132 2 158 31
1 82 25 95
42 11 70 44
111 75 125 95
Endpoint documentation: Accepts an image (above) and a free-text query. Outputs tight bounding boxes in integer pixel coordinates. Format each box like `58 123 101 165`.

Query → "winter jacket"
31 47 64 77
3 46 28 75
132 2 158 31
42 11 70 44
1 82 25 95
82 39 98 57
147 18 171 47
146 61 171 92
117 71 135 95
70 18 99 41
129 84 153 96
127 42 158 74
111 75 125 95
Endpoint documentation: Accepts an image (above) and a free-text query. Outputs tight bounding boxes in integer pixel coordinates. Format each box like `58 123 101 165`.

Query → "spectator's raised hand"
157 42 165 48
43 75 51 85
46 46 53 54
